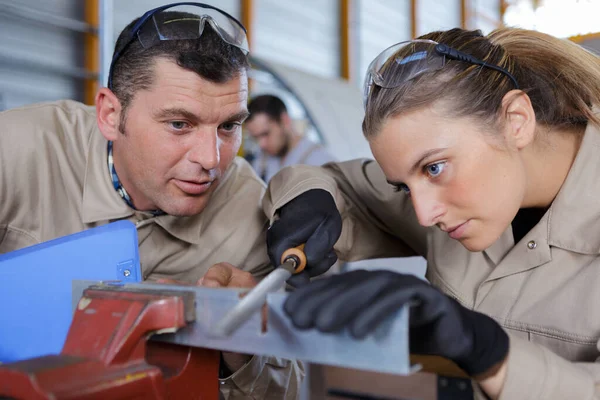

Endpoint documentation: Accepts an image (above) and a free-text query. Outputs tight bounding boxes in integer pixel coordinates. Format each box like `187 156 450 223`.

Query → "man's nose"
411 189 446 227
188 129 220 170
258 136 269 151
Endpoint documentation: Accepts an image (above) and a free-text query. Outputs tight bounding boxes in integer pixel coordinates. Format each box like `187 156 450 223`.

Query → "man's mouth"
173 179 214 195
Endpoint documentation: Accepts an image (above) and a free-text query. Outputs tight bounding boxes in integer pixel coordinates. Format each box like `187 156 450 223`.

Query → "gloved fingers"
285 250 337 288
349 288 418 339
279 189 337 219
267 217 321 266
314 270 388 333
283 277 346 329
407 286 448 327
408 325 438 355
286 270 311 287
304 213 342 266
306 250 338 278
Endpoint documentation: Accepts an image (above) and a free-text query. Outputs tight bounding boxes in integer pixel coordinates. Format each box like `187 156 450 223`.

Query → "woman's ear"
95 88 123 141
502 90 536 150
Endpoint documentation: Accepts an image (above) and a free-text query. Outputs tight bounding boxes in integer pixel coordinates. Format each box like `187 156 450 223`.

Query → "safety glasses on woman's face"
108 2 249 89
362 39 519 108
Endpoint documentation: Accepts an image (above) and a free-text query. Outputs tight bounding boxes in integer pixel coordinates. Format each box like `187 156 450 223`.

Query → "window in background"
503 0 600 38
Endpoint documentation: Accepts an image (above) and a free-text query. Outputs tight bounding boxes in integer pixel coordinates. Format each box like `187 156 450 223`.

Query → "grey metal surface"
0 1 96 33
73 280 413 376
208 263 293 337
0 0 86 110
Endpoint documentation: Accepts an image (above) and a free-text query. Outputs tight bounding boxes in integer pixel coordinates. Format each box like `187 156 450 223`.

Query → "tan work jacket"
0 100 302 399
263 122 600 399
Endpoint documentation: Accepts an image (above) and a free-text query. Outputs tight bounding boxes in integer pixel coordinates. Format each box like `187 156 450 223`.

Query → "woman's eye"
425 162 446 177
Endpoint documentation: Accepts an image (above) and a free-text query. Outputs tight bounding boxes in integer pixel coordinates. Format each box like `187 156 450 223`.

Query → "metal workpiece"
208 260 296 338
73 280 413 376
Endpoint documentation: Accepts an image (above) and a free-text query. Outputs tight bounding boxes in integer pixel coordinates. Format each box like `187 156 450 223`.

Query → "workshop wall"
0 0 87 110
354 0 412 88
253 0 341 80
416 0 461 36
4 1 592 111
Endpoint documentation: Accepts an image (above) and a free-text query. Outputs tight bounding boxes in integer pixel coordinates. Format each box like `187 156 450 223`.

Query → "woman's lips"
446 221 469 240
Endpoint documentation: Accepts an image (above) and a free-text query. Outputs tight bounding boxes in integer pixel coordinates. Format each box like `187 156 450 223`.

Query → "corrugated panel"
356 0 411 87
0 0 86 110
253 0 339 79
470 0 501 34
417 0 461 37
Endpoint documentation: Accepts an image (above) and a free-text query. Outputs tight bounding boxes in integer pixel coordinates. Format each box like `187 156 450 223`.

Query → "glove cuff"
454 310 509 377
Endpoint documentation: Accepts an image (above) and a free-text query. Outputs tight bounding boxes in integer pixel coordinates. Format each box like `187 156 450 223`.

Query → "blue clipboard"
0 220 142 363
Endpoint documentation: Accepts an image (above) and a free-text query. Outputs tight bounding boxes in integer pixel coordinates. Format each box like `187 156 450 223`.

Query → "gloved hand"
283 269 509 377
267 189 342 287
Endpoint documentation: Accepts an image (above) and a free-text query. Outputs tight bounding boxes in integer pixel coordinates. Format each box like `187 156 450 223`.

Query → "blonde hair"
363 27 600 139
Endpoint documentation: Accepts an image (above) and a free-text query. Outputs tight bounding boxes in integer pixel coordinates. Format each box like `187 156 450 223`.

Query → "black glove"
267 189 342 287
283 269 509 377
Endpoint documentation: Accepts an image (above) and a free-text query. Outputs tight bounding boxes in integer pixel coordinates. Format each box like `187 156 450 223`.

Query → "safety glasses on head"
363 39 519 108
108 2 249 89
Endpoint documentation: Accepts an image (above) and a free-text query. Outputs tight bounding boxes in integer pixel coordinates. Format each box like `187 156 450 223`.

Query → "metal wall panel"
469 0 501 34
417 0 461 37
355 0 411 87
253 0 340 79
0 0 87 110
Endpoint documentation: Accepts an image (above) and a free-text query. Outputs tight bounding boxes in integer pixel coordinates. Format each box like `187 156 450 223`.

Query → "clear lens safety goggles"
108 2 249 89
363 39 519 108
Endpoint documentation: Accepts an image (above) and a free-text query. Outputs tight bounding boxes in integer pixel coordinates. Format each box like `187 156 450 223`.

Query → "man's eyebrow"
409 148 447 175
224 111 250 123
153 109 250 124
154 107 199 121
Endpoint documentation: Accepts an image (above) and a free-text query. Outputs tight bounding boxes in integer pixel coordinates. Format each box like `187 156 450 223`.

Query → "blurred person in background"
245 94 335 183
0 3 301 399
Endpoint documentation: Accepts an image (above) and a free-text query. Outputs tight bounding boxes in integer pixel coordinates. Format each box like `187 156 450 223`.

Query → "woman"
263 27 600 399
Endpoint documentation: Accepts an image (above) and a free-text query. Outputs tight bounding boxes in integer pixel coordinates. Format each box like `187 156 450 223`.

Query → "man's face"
112 58 248 216
245 113 288 156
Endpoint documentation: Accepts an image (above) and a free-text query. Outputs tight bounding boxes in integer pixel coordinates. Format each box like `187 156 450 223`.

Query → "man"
245 94 335 182
0 4 301 399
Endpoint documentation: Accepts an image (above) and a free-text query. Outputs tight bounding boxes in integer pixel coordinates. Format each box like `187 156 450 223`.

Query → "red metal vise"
0 285 220 399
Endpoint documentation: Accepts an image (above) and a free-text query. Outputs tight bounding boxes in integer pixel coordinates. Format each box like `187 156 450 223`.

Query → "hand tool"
207 244 307 337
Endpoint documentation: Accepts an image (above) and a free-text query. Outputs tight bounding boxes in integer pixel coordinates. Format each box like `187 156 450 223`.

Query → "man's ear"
280 112 292 130
501 90 536 150
95 87 123 141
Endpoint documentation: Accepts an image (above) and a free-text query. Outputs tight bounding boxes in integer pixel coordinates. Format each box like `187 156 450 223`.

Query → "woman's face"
369 103 527 252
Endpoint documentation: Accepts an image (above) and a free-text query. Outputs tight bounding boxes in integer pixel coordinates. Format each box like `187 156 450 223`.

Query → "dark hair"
363 27 600 139
247 94 288 122
111 10 250 119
